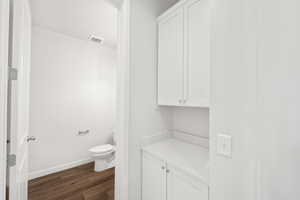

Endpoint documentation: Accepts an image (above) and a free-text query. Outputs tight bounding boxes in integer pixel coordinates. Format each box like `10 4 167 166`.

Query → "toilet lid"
89 144 114 154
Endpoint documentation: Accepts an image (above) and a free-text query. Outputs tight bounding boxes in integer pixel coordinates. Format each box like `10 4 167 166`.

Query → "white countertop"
142 138 209 185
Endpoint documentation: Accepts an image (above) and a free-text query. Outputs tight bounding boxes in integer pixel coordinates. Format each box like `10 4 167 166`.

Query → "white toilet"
89 133 116 172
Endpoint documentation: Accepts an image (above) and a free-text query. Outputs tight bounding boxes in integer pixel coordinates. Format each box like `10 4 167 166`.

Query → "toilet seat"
89 141 116 172
89 144 115 155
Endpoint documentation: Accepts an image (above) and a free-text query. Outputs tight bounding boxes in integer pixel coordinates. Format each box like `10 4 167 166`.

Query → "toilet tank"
112 129 117 145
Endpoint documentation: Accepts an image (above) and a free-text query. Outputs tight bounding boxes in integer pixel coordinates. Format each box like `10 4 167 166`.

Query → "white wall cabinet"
157 8 184 106
157 0 210 107
142 152 209 200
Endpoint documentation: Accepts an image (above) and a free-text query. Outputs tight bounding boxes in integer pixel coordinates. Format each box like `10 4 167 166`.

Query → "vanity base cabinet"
167 166 209 200
142 152 209 200
142 152 167 200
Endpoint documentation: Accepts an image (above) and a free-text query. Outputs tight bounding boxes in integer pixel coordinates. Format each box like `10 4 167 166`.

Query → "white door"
142 152 167 200
157 8 184 106
8 0 31 199
167 166 209 200
184 0 210 107
0 0 10 199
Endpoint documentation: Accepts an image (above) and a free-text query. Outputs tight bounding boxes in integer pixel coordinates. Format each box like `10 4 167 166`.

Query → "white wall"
30 0 118 48
210 0 300 199
127 0 178 200
256 0 300 198
29 27 116 177
210 0 260 199
172 108 209 138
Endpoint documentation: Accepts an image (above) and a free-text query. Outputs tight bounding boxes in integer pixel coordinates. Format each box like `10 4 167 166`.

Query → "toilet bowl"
89 132 117 172
89 144 115 172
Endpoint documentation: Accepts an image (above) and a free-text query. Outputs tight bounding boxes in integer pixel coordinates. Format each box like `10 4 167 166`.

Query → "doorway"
3 0 128 200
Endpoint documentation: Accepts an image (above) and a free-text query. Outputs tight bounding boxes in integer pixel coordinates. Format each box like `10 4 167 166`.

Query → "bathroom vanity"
142 138 209 200
141 0 210 199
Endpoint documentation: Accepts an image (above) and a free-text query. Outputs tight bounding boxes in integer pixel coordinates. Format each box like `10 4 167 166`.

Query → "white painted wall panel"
256 0 300 198
172 108 209 138
210 0 258 199
210 0 300 199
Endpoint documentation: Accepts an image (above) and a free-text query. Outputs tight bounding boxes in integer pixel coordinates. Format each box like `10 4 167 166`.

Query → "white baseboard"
29 158 93 180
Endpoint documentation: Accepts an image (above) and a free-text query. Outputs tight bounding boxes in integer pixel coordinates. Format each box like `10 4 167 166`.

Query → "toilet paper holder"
78 130 90 136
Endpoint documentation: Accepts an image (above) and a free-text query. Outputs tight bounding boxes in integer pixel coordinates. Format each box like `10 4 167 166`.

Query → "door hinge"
7 154 16 167
9 68 18 80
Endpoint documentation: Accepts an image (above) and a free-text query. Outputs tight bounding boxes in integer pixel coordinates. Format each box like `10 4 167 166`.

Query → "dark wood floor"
28 162 114 200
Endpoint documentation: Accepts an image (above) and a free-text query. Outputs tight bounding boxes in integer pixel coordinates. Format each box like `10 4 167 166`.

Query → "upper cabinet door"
142 152 167 200
158 8 184 106
184 0 210 107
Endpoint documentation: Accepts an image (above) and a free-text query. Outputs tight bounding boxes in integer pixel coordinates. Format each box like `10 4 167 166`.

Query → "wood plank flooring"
28 162 114 200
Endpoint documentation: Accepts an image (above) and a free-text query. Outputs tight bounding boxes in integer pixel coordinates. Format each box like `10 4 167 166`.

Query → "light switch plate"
217 134 232 157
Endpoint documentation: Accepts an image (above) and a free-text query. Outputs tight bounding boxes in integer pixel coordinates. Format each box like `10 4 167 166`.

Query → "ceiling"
30 0 118 48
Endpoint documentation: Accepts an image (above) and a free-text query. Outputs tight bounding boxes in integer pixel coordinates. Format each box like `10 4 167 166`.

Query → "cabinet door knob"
166 169 170 173
178 100 182 104
161 166 166 170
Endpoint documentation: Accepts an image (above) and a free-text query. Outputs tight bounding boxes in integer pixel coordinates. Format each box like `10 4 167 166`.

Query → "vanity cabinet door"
142 152 167 200
157 8 184 106
167 166 209 200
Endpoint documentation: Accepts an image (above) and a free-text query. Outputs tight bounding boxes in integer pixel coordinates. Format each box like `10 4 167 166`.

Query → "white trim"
157 0 189 22
172 130 209 149
140 131 172 147
0 0 9 199
28 158 93 180
115 0 130 200
140 130 209 149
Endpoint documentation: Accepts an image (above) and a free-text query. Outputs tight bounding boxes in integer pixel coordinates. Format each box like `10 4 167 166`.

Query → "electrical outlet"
217 134 232 157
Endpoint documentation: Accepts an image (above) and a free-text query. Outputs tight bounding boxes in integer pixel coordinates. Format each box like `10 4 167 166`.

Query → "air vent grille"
89 35 104 44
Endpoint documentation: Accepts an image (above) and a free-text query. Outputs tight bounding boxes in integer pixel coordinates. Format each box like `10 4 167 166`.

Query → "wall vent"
89 35 104 44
